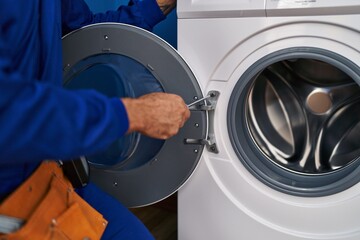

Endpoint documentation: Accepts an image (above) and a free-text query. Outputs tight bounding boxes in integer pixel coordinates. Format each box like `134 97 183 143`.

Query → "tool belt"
0 161 108 240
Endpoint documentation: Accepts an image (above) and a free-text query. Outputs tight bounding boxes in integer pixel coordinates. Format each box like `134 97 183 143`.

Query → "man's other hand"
156 0 176 15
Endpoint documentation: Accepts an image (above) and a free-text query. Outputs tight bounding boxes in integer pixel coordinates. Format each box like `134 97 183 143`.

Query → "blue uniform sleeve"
0 8 129 164
61 0 166 34
0 72 130 164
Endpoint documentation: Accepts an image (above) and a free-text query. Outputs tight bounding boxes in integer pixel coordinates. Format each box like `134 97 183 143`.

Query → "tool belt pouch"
0 161 108 240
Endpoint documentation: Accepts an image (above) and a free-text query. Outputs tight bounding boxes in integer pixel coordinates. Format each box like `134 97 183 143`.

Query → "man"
0 0 189 239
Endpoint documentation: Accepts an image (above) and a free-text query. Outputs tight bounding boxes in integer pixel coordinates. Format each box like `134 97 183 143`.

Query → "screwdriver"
187 94 212 108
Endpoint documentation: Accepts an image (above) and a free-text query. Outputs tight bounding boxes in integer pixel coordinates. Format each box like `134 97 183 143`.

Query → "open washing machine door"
62 23 218 208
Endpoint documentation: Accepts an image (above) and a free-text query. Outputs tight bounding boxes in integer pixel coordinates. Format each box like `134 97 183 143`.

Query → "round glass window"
63 54 165 170
228 48 360 196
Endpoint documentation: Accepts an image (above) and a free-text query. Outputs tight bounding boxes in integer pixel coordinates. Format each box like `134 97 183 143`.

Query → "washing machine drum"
228 48 360 197
62 23 206 207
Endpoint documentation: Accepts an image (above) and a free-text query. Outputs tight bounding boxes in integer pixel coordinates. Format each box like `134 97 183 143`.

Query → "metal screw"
63 63 71 71
194 149 198 153
150 158 159 165
104 35 109 40
193 96 198 100
113 182 118 187
51 219 57 226
194 123 199 128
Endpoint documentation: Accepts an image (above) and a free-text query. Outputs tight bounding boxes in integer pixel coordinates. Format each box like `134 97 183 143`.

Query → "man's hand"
156 0 176 15
122 92 190 139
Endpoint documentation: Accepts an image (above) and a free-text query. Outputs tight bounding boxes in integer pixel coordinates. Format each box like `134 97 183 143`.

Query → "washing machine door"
62 23 212 207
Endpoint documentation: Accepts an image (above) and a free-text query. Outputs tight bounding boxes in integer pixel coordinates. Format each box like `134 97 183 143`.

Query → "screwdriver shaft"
187 95 211 108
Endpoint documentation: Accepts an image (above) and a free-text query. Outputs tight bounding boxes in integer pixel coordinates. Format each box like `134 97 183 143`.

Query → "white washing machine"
177 0 360 239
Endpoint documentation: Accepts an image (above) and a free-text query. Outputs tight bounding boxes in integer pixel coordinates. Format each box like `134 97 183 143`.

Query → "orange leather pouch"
0 161 107 240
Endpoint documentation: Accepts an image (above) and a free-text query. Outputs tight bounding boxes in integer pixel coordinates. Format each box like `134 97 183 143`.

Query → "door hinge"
185 90 220 153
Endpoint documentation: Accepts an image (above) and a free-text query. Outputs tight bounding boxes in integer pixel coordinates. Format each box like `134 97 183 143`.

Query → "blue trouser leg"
77 183 154 240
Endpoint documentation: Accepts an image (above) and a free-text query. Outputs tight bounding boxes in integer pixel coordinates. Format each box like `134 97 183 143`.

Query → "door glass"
64 54 165 169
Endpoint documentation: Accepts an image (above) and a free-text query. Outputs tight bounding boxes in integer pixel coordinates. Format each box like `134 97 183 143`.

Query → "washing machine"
177 0 360 239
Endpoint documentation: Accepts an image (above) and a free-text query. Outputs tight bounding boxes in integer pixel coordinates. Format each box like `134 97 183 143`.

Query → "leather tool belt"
0 161 107 240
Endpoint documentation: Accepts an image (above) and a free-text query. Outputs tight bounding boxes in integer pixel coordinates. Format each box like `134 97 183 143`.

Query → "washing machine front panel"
223 18 360 238
62 23 208 207
178 14 360 239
